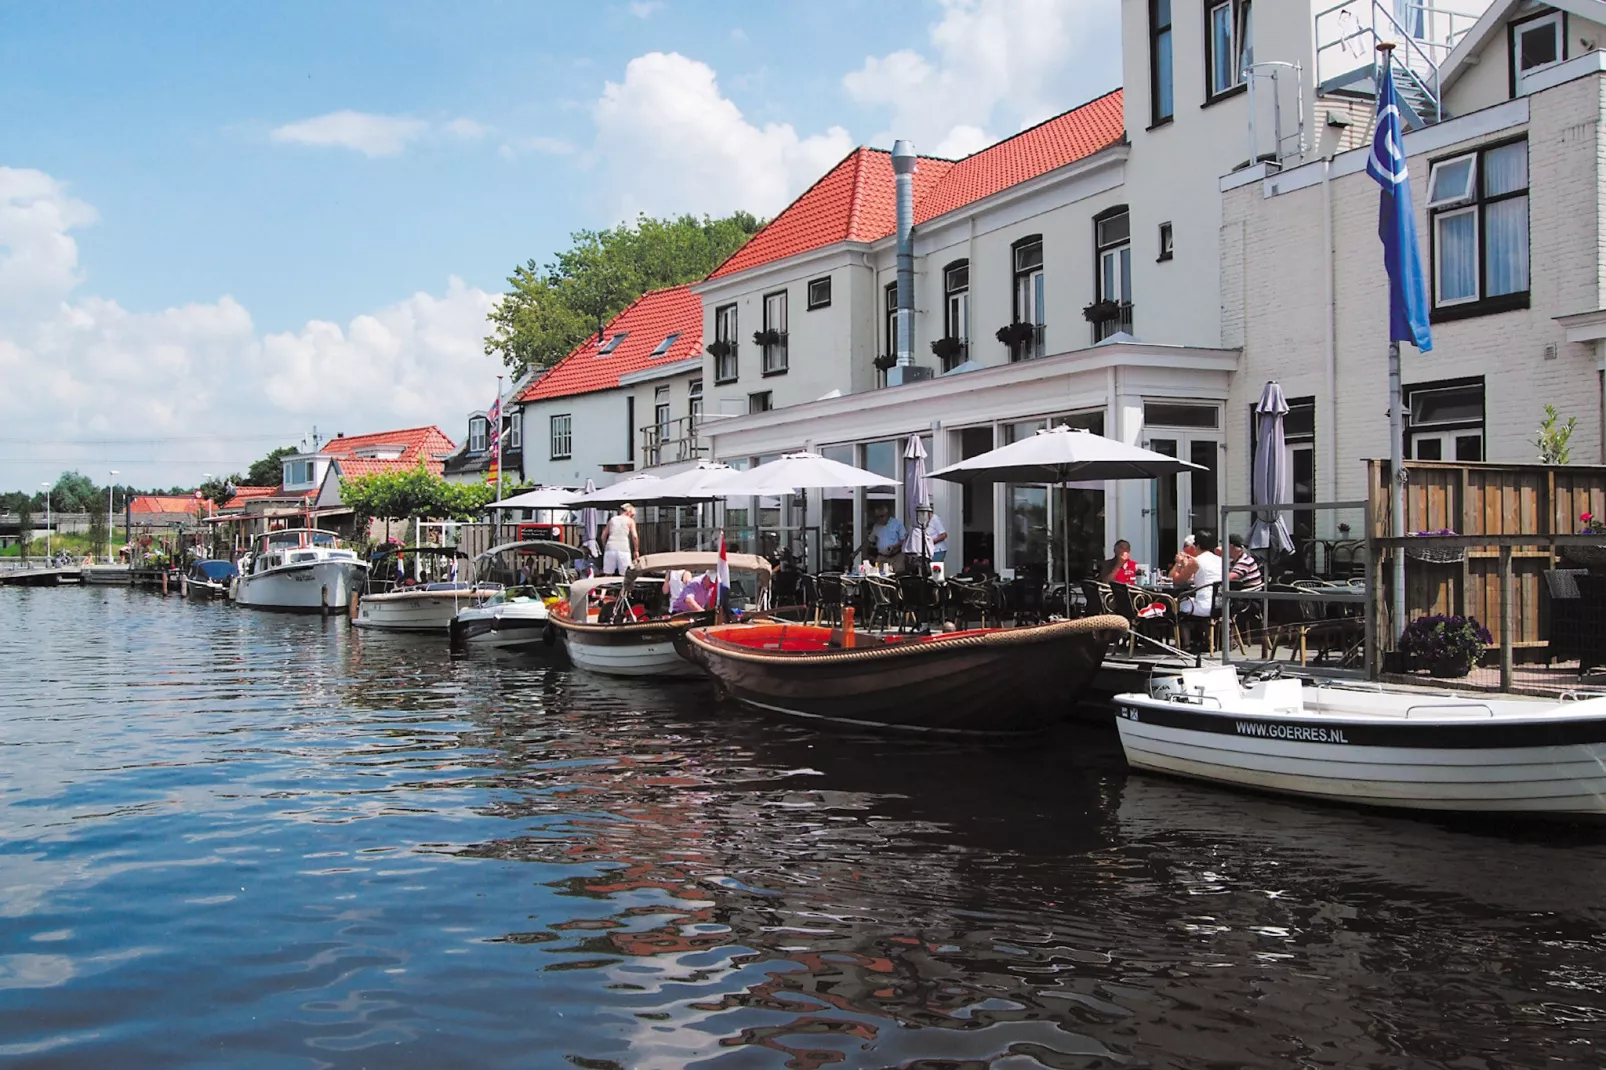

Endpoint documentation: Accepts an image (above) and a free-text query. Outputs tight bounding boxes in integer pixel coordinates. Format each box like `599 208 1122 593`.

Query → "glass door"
1146 433 1220 565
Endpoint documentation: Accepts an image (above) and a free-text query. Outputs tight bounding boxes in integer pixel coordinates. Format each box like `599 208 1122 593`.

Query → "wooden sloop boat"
1114 666 1606 817
550 550 772 678
680 615 1130 735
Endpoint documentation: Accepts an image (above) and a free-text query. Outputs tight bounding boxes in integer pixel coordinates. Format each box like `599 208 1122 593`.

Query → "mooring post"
1499 543 1514 692
320 585 330 617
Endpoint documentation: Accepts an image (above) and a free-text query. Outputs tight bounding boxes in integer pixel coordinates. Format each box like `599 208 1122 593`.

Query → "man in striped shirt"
1226 535 1264 590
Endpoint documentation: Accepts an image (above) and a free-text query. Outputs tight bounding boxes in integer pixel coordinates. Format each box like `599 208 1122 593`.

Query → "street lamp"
107 470 119 561
39 482 51 561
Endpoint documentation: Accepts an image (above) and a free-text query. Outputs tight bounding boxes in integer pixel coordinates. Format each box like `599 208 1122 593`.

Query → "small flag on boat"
449 556 459 582
716 530 730 610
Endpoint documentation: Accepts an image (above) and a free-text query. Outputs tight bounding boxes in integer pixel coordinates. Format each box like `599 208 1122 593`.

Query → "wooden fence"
1367 460 1606 651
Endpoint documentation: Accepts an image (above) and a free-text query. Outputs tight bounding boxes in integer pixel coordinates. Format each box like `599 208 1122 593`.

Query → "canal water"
4 587 1606 1069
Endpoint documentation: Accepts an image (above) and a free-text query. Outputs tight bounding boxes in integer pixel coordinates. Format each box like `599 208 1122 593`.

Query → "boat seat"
1244 677 1305 713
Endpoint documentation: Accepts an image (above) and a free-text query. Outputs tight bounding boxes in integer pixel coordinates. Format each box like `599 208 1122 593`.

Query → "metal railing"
1314 0 1478 125
1091 302 1134 343
639 416 707 469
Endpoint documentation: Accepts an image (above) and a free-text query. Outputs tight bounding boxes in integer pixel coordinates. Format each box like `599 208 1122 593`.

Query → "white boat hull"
450 603 552 649
235 560 367 612
355 589 494 632
1115 681 1606 816
563 633 701 678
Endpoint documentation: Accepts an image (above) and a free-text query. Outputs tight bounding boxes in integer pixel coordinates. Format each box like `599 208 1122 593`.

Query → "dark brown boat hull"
681 616 1128 735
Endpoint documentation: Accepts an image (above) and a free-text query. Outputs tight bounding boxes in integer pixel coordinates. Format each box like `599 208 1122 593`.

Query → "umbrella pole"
1061 480 1072 618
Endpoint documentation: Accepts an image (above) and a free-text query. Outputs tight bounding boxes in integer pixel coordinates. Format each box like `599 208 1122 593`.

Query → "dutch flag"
716 530 730 613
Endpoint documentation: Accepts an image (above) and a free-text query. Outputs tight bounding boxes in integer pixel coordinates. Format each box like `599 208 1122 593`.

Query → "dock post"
1499 543 1514 692
320 585 329 617
349 592 360 622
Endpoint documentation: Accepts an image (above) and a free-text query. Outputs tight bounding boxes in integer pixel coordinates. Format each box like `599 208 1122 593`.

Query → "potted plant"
994 322 1035 349
752 328 784 348
1082 298 1122 323
706 339 732 359
873 352 898 371
1397 614 1493 678
1564 511 1606 572
1405 527 1464 564
930 336 965 363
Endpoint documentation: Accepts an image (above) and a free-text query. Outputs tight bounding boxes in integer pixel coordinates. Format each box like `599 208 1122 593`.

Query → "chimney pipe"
892 139 916 370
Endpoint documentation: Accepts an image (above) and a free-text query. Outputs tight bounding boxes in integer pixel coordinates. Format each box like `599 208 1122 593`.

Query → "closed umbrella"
903 434 931 516
1249 381 1295 554
715 451 898 496
578 478 600 558
930 425 1203 615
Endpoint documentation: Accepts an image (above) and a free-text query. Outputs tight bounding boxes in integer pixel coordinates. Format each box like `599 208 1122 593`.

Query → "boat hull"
683 616 1127 735
235 560 367 612
355 589 495 632
185 580 229 601
81 566 132 586
449 604 553 649
1114 690 1606 816
551 615 706 678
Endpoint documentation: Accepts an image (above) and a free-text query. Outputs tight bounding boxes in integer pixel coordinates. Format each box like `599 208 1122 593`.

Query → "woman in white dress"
601 504 639 575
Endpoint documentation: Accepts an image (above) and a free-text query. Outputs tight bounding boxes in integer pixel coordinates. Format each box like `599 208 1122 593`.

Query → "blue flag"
1365 69 1433 352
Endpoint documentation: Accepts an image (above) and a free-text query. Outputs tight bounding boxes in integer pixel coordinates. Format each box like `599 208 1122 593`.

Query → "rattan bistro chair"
813 573 846 626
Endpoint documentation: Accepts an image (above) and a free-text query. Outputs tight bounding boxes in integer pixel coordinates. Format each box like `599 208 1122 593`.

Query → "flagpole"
495 374 505 504
1379 42 1408 646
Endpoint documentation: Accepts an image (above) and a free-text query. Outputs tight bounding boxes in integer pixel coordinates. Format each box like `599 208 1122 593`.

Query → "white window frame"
762 290 788 374
1426 153 1476 208
714 303 739 383
1207 0 1252 98
1512 10 1564 93
806 276 831 310
1432 205 1480 307
507 410 522 450
550 414 572 460
469 417 488 453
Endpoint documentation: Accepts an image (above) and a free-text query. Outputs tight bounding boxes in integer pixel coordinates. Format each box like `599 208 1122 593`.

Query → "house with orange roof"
509 284 706 490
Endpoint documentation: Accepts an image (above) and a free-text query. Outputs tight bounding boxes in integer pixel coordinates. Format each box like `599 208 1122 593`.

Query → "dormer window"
1512 10 1563 95
281 459 319 487
597 332 627 355
651 332 681 356
469 417 489 453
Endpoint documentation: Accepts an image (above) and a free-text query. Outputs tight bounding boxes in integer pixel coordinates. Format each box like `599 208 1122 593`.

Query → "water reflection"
2 587 1605 1069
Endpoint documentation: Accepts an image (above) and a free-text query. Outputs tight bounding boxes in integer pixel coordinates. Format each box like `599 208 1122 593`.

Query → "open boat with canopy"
680 615 1129 735
448 540 587 650
353 546 498 632
550 550 772 678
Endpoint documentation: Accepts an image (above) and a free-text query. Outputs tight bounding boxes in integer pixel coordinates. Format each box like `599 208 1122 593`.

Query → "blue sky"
0 0 1119 489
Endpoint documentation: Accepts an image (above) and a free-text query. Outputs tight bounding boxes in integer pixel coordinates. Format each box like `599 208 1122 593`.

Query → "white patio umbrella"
1249 381 1295 554
485 486 578 511
565 473 665 507
577 478 600 557
714 451 899 496
626 461 740 504
929 425 1204 614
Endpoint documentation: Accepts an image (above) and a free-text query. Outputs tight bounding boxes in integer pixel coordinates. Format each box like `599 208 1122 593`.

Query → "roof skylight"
651 332 681 356
597 332 628 354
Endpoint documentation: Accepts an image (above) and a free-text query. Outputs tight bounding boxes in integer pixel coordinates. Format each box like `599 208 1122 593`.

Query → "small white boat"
183 559 238 601
550 550 772 678
448 540 586 650
233 529 368 613
354 546 497 633
1114 666 1606 817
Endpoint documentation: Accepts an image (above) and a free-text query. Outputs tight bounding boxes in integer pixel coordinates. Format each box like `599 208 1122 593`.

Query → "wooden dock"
0 568 83 587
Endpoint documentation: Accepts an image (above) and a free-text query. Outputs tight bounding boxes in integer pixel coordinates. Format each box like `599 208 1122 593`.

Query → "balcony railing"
1091 301 1134 344
640 416 707 468
1008 324 1046 363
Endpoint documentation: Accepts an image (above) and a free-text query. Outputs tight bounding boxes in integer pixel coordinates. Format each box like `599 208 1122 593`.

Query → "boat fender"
543 620 557 647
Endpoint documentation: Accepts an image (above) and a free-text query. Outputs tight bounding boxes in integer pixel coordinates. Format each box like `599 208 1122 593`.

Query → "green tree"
88 509 107 559
1534 404 1577 465
340 465 494 527
245 447 298 487
485 211 764 377
199 474 244 506
16 501 32 559
50 471 101 514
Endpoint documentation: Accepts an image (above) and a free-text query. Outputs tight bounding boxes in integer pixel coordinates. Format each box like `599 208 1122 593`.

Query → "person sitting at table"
865 503 907 571
903 505 948 563
1102 539 1139 585
1226 534 1264 590
1173 541 1224 619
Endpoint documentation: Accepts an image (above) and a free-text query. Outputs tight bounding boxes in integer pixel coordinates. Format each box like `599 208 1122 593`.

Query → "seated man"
671 572 716 614
1226 534 1264 589
1102 539 1140 585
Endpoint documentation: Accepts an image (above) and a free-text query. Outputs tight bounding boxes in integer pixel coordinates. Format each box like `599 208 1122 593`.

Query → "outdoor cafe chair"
897 574 943 630
814 572 846 626
949 579 997 629
860 575 901 632
1081 580 1112 616
1109 582 1181 655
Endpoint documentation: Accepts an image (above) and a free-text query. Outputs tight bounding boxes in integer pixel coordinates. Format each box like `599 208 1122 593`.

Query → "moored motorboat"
681 615 1129 735
183 559 238 601
551 550 771 678
233 529 368 613
449 539 586 650
1114 666 1606 816
354 546 498 633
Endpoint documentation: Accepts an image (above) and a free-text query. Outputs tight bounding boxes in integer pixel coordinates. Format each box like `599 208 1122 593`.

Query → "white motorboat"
354 546 497 633
1114 666 1606 817
448 540 586 650
550 550 771 678
232 529 368 613
183 559 238 601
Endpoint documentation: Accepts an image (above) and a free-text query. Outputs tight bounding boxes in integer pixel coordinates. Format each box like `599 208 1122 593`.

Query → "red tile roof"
320 426 456 466
516 285 703 404
130 494 211 515
707 89 1124 279
229 486 277 501
331 457 436 480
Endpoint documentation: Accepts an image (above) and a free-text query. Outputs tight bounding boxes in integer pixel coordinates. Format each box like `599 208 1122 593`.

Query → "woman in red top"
1102 540 1139 584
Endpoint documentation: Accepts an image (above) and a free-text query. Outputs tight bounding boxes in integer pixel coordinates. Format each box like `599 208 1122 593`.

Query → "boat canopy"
474 540 586 565
258 528 343 551
369 545 471 562
568 575 625 621
625 551 772 590
192 559 239 581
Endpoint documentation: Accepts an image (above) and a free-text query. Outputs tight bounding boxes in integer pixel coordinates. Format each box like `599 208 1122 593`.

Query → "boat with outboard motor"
1114 665 1606 816
183 559 238 601
232 529 368 612
354 546 498 632
448 539 587 650
680 615 1129 735
550 550 772 678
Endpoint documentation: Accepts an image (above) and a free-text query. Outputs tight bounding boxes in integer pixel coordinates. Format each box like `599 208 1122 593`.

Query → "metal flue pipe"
892 139 916 369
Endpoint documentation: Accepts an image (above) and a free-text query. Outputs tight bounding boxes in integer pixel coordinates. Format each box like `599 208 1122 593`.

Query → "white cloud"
0 167 500 489
592 51 852 218
526 136 577 155
627 0 663 17
843 0 1120 156
271 110 430 157
444 117 489 140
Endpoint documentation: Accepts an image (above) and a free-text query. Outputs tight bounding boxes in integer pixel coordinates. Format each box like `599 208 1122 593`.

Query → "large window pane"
1484 196 1528 296
1008 485 1048 579
1435 210 1478 302
1210 4 1233 94
1481 142 1527 195
1155 29 1173 120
